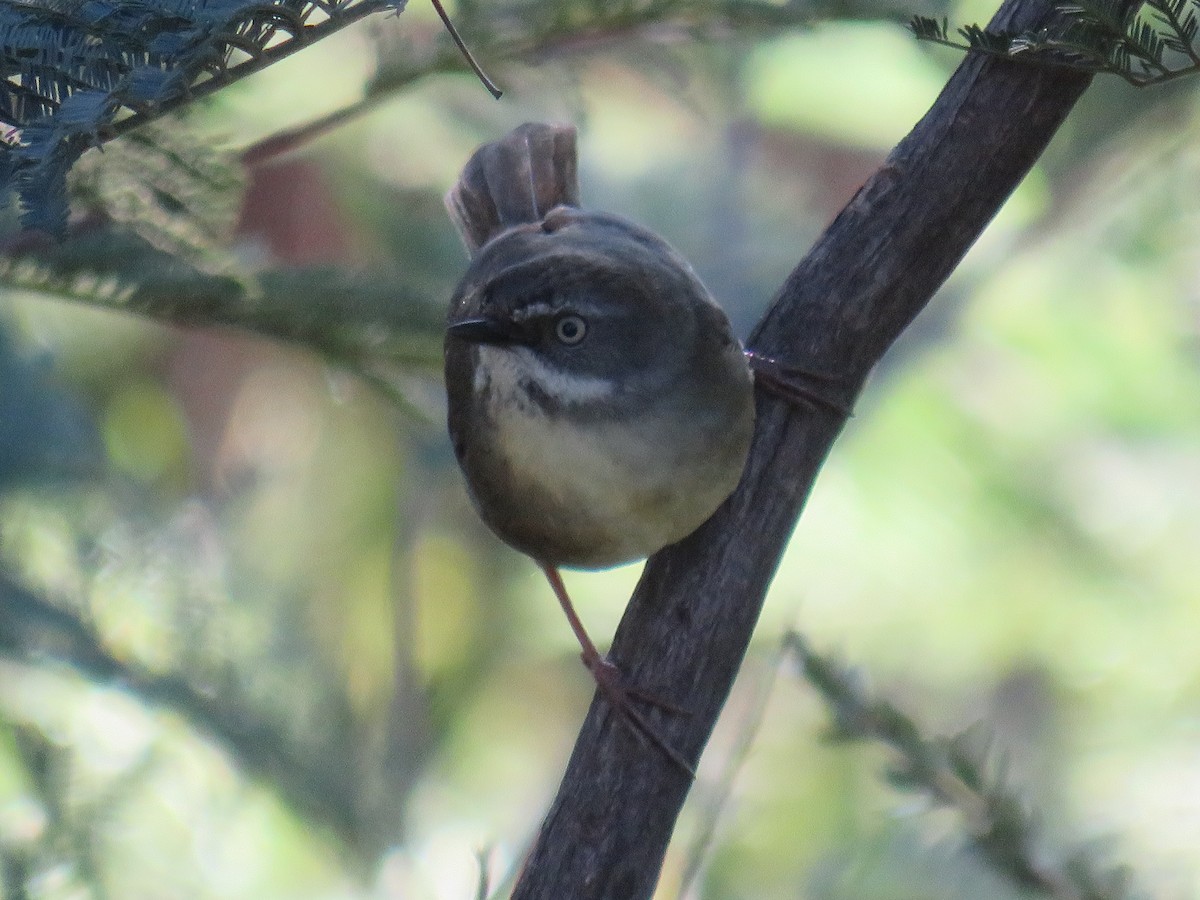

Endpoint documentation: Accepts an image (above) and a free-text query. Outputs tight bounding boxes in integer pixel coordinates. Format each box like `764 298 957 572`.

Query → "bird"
442 122 834 772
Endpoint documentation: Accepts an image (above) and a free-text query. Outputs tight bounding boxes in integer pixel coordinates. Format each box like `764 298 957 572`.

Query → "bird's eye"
553 314 587 345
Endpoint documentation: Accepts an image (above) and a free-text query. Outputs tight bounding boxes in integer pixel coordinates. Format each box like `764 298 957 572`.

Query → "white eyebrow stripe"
511 300 610 322
512 302 556 321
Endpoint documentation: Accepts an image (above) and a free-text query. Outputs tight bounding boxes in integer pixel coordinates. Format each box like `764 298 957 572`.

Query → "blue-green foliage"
912 0 1200 86
0 0 407 235
0 324 100 488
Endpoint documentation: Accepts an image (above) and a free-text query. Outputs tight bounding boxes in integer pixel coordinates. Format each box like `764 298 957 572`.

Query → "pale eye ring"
554 314 587 345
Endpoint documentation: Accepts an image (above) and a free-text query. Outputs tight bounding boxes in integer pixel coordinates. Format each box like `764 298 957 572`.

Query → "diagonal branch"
511 0 1096 895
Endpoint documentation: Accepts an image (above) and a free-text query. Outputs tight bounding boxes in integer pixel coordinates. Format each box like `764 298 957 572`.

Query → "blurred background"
2 0 1200 897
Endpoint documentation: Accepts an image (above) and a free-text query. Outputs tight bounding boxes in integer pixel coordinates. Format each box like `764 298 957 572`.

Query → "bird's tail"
445 122 579 255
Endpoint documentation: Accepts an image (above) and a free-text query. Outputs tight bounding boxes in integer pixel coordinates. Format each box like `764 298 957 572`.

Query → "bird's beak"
446 316 531 346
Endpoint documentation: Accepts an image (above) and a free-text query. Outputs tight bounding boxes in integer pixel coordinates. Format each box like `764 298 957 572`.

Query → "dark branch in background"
912 0 1200 85
510 0 1099 894
0 572 383 855
0 227 445 411
786 634 1137 900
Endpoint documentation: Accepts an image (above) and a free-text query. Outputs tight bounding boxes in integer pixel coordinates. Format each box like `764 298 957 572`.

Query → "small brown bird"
443 123 755 771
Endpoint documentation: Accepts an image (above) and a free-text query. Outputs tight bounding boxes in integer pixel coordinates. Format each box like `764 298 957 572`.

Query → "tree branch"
511 0 1095 895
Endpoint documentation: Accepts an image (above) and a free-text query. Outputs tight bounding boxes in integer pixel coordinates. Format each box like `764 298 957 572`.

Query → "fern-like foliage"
786 633 1140 900
912 0 1200 85
68 118 246 265
0 0 407 235
0 226 445 411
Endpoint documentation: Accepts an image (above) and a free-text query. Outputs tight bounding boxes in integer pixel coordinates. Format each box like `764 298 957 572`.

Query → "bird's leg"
744 349 853 418
539 563 695 777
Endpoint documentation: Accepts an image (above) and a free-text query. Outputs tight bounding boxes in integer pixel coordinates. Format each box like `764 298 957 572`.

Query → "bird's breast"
460 346 749 569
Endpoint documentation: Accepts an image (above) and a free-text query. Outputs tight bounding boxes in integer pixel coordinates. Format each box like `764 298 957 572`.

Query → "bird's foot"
540 563 695 777
745 349 853 418
583 652 695 778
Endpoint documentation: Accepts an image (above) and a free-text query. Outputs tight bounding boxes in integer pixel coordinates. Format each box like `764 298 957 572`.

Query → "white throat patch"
475 345 616 410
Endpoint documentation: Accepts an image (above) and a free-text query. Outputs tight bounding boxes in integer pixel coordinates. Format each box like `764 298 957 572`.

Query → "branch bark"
511 0 1093 896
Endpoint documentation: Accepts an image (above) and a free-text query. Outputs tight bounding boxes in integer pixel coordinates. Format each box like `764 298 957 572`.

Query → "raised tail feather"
444 122 579 255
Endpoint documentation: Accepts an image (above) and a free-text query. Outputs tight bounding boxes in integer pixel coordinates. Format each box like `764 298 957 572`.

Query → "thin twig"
104 1 397 144
429 0 502 98
675 641 788 899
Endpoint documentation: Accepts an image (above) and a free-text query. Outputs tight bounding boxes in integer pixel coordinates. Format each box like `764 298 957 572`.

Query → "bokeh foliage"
2 0 1200 898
